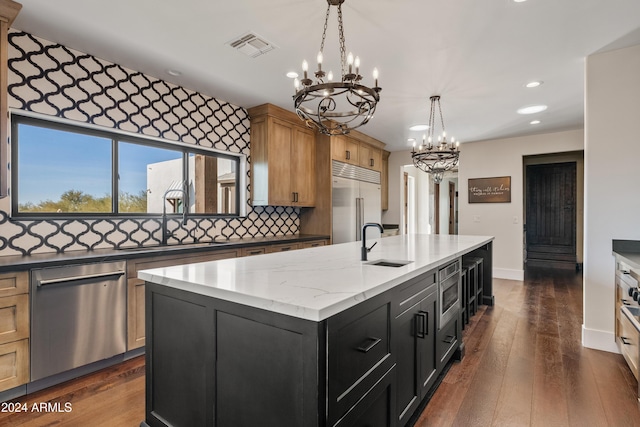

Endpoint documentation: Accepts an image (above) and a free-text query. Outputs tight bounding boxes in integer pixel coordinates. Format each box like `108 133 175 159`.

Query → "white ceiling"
10 0 640 151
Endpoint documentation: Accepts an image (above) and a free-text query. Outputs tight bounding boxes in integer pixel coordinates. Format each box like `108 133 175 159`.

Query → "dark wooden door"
526 162 577 268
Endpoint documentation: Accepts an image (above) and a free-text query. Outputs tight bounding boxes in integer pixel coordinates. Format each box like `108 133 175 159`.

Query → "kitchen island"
138 234 493 427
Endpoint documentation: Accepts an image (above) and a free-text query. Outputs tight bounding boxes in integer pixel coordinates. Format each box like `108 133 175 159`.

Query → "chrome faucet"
161 186 187 246
361 223 384 261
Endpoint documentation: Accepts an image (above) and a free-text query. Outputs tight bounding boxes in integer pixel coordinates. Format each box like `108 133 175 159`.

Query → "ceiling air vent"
228 32 275 58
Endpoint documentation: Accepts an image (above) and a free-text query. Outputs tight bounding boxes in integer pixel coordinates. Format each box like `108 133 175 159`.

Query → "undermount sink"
366 259 413 268
117 241 225 251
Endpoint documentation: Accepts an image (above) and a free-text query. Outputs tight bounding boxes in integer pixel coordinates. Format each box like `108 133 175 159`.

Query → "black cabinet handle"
419 310 429 336
370 158 374 167
621 337 632 345
356 337 382 353
281 247 292 252
346 150 351 160
415 313 426 339
248 250 262 255
443 335 455 344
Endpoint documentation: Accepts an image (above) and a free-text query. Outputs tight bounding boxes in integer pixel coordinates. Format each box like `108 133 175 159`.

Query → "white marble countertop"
138 234 493 321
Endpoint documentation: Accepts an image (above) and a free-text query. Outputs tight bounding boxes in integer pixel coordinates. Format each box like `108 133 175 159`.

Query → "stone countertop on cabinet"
139 234 494 322
613 239 640 271
0 234 330 272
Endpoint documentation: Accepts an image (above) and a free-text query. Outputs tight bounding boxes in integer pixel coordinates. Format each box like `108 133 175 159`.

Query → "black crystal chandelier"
411 95 460 183
293 0 381 136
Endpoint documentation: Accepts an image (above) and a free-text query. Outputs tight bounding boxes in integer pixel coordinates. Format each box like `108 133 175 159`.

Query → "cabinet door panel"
269 118 294 205
291 126 316 206
419 291 437 395
395 301 420 424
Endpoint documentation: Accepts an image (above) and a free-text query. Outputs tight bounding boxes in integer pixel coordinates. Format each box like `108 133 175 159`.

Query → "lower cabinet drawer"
619 308 639 380
0 294 29 345
266 243 300 253
437 316 459 366
241 246 267 256
0 339 29 392
301 240 327 249
327 298 393 424
334 365 396 427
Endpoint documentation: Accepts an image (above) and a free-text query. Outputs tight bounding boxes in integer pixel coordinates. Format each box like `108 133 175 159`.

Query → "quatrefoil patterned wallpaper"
0 30 299 256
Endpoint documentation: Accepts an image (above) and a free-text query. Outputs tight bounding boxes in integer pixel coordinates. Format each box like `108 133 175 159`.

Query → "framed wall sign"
468 176 511 203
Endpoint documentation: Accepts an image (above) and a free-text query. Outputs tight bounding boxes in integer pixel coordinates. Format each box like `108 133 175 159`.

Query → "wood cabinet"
0 339 29 392
241 246 267 257
619 308 639 379
330 135 382 172
359 142 382 171
265 243 300 253
331 135 360 166
301 239 327 249
0 270 29 393
248 104 316 207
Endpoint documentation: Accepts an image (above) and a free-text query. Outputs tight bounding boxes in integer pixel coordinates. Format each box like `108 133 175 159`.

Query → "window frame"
10 111 246 219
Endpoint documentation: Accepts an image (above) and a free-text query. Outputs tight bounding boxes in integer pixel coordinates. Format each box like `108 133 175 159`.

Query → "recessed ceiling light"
525 81 543 88
530 120 541 125
513 0 527 2
407 138 416 143
409 124 429 131
286 71 299 79
517 105 547 115
166 69 182 77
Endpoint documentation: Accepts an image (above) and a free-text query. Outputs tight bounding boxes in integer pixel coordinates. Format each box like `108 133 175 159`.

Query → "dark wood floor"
1 268 638 426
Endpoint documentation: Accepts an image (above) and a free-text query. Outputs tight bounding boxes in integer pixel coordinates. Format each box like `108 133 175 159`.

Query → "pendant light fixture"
411 95 460 183
292 0 381 136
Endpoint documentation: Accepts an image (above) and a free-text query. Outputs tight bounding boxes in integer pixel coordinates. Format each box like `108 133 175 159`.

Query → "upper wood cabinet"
331 135 359 166
358 142 382 171
248 104 316 207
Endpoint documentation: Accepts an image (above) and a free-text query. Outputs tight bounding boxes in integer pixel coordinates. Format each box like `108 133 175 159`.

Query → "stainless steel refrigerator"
332 160 382 244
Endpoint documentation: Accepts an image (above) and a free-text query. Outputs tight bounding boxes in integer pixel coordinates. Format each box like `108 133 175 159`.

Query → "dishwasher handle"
37 270 126 287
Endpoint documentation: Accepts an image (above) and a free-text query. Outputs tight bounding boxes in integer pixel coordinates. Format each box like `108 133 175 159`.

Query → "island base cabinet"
144 283 322 427
394 277 438 426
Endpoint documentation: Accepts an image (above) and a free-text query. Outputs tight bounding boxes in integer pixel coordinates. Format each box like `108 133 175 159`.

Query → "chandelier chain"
337 4 347 78
319 4 331 57
438 98 446 137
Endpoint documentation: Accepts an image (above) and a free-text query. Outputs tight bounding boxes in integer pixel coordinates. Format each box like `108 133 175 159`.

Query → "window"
11 114 242 217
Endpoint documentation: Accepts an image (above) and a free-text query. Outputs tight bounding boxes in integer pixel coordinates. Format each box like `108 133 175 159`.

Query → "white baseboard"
582 325 619 353
493 268 524 281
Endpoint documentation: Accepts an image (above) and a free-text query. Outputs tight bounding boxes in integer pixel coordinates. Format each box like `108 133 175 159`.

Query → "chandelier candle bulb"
328 70 333 81
317 52 323 70
355 56 360 75
373 67 379 87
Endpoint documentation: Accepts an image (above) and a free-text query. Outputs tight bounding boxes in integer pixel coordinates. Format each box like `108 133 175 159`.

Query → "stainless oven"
439 259 460 328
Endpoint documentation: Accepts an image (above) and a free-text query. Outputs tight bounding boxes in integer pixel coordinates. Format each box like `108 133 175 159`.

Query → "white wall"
438 176 458 235
583 43 640 352
386 158 432 234
457 129 584 280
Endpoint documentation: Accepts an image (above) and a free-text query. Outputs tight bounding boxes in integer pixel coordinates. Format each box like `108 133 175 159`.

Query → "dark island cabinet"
393 270 438 426
142 266 467 427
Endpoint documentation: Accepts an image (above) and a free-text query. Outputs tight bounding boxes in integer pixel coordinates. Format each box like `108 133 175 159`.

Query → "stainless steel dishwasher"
30 261 127 381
